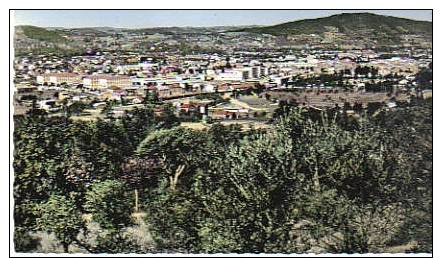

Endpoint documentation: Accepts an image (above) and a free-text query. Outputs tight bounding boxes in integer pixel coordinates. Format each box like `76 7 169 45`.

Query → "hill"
16 25 68 43
236 12 432 37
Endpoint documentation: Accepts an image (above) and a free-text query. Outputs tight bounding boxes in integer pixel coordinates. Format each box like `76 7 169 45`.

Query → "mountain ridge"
234 12 432 36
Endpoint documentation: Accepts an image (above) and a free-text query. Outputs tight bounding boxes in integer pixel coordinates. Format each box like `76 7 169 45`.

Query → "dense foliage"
13 99 432 253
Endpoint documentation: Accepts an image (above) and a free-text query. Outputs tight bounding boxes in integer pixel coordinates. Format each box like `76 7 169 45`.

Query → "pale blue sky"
13 10 432 28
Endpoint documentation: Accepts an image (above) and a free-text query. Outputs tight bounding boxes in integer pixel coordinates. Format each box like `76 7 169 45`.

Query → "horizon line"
13 11 432 30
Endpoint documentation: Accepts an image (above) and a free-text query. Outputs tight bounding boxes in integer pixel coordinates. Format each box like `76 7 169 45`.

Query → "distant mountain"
60 27 113 37
124 25 254 34
235 12 432 37
15 25 68 43
13 12 432 54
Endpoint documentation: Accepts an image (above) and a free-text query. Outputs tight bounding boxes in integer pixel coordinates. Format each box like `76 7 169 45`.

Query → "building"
83 75 131 89
36 73 82 85
208 102 251 120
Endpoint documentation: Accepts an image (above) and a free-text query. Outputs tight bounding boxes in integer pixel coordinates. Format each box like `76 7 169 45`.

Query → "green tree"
193 131 306 253
67 102 89 116
121 107 156 149
137 127 213 192
14 115 74 231
84 180 134 230
34 194 84 252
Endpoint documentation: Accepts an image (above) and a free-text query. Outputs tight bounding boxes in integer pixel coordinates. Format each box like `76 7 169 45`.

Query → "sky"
13 10 432 29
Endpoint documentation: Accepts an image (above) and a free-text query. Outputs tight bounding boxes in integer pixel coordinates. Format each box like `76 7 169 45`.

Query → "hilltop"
236 13 431 35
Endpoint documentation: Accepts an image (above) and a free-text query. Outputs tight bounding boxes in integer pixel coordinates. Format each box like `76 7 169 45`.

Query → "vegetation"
236 13 432 37
236 13 432 43
14 47 88 57
415 62 433 90
18 26 68 43
13 97 432 253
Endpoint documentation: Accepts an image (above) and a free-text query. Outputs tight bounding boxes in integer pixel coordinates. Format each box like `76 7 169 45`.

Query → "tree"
366 102 384 116
207 123 245 148
67 102 88 116
70 119 133 181
121 107 156 149
84 180 134 230
193 131 306 253
119 157 162 204
191 109 418 252
370 100 432 252
14 115 74 231
415 65 433 90
62 145 94 204
136 127 213 192
13 93 432 253
34 194 84 252
154 104 180 129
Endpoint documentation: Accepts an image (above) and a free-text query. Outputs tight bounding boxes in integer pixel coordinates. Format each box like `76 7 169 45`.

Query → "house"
208 103 251 120
209 107 250 120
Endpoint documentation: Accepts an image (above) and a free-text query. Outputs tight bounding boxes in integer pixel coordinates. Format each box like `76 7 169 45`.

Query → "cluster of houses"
13 45 432 119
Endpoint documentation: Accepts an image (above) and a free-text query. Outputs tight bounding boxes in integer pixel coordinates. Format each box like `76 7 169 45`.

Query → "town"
13 25 433 130
12 11 433 255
